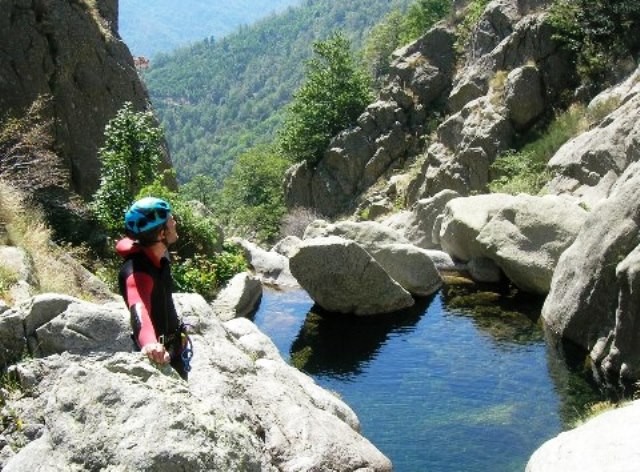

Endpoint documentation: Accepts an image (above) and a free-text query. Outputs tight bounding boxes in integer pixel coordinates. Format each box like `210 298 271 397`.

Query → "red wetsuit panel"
124 271 157 348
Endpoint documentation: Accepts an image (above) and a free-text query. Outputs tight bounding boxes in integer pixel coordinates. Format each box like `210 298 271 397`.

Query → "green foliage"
488 150 551 195
549 0 640 89
132 176 247 299
180 175 219 207
454 0 491 55
489 104 588 195
362 9 406 79
278 32 373 165
172 243 247 300
171 254 219 300
91 103 165 235
143 0 413 185
362 0 452 81
401 0 452 43
216 146 290 244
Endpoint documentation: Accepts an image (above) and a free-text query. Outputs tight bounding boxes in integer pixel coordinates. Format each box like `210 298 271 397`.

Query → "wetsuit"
116 237 188 379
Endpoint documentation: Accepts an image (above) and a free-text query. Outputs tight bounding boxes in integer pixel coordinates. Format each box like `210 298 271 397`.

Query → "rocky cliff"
0 0 168 199
284 0 574 217
283 0 640 388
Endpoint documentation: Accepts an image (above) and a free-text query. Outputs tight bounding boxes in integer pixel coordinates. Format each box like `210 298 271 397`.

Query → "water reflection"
542 325 618 426
443 282 613 425
290 295 435 377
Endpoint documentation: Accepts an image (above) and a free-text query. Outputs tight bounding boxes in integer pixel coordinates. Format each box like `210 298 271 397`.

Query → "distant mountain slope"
119 0 303 57
143 0 413 184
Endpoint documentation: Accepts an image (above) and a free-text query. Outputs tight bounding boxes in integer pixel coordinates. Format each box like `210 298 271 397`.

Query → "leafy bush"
278 32 373 165
488 150 551 195
549 0 640 89
489 104 588 195
172 243 247 300
216 146 290 244
91 102 165 235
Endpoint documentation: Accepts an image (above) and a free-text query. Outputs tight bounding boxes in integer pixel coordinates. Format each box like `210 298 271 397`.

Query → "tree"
91 102 164 234
549 0 640 88
217 145 290 243
180 174 219 206
362 9 405 80
401 0 452 44
278 31 373 165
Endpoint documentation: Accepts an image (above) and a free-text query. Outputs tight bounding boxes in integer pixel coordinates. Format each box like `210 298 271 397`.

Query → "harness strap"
160 322 193 372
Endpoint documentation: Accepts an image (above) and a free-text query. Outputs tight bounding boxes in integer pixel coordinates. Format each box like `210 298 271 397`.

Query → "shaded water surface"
251 284 604 472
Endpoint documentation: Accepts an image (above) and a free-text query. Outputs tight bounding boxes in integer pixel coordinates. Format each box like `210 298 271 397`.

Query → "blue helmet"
124 197 172 235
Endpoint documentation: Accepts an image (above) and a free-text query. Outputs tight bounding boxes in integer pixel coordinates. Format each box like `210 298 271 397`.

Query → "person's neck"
147 241 168 260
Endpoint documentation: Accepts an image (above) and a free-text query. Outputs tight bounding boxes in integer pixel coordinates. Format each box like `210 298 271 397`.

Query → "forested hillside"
143 0 414 184
119 0 303 57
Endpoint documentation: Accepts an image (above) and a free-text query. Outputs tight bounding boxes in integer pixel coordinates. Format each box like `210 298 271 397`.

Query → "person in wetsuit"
117 197 191 379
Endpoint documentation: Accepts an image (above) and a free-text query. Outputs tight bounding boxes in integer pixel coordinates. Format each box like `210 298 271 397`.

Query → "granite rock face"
0 0 169 198
0 293 392 471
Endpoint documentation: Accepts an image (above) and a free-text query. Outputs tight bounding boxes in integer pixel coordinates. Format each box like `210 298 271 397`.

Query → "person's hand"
141 343 171 364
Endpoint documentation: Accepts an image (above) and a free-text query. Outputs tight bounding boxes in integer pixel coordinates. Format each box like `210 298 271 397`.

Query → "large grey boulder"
289 236 415 315
602 245 640 380
383 190 461 249
20 293 80 337
303 220 442 296
0 309 25 367
304 219 410 247
505 64 545 130
32 300 131 357
476 194 588 294
0 293 131 363
368 243 442 297
439 194 586 294
439 194 517 261
1 294 392 471
547 67 640 208
542 162 640 382
232 238 299 288
210 272 263 321
526 400 640 472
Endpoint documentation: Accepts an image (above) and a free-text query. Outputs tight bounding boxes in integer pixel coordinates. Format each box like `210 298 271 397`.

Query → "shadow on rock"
542 326 632 428
290 294 436 377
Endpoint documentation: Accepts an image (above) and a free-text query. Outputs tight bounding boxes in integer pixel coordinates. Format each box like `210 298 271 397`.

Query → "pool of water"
251 284 604 472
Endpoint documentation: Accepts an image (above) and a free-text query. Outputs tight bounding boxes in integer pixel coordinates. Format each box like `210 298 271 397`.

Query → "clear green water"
251 285 604 472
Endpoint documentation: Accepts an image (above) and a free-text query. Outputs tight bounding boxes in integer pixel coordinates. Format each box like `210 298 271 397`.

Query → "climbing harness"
180 328 194 373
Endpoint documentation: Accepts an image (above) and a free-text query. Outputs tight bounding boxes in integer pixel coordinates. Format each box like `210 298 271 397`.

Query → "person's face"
162 214 178 245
